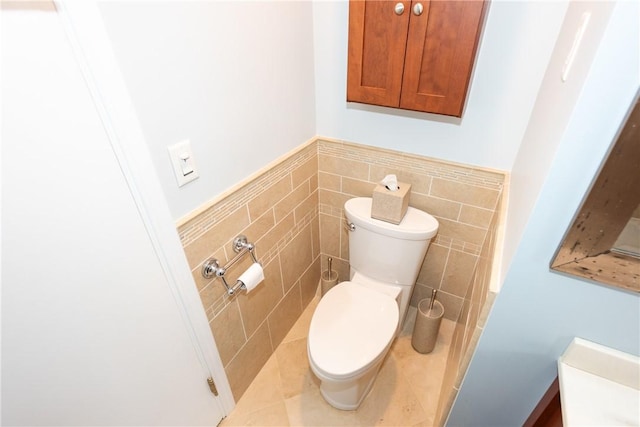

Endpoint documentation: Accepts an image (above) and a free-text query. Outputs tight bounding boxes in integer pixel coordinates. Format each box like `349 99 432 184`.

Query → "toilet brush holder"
411 298 444 354
320 257 339 296
321 270 339 296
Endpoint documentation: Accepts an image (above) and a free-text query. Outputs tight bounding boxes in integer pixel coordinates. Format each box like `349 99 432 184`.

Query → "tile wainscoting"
316 138 504 322
178 140 321 401
435 190 504 425
177 136 506 404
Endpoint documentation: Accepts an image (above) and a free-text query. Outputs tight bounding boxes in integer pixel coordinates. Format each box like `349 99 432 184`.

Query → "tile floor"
221 296 455 427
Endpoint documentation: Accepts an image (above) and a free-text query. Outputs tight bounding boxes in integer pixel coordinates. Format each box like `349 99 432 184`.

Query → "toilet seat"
308 281 399 380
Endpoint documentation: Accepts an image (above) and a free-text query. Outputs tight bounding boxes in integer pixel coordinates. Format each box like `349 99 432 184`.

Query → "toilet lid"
308 281 399 379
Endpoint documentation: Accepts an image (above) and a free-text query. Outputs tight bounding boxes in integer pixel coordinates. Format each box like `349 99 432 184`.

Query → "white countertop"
558 338 640 426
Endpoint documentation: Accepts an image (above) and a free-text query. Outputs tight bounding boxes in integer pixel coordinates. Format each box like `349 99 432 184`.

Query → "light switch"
179 153 194 176
168 140 199 187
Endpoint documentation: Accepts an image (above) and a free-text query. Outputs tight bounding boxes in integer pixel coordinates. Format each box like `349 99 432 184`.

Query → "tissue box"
371 181 411 224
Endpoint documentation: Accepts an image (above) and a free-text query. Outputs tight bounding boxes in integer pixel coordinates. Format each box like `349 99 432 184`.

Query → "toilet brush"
320 257 339 296
428 289 437 313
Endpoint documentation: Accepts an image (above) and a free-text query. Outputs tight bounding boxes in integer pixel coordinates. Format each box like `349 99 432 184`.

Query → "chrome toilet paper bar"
201 235 260 295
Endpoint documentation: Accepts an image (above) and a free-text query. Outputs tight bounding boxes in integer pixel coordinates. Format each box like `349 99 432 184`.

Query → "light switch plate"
168 139 199 187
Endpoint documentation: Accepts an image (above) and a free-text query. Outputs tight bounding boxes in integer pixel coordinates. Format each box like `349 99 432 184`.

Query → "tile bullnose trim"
178 139 318 246
316 136 507 188
178 136 507 246
177 137 318 229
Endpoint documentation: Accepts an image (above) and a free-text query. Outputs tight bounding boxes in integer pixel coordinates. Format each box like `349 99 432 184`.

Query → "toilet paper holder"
201 235 261 295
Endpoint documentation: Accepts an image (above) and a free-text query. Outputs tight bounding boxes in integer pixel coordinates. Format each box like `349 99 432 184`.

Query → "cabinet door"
347 0 411 107
400 0 486 116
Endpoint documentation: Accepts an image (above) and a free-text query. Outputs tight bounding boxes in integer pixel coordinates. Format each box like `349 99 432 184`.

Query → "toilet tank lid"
345 197 439 240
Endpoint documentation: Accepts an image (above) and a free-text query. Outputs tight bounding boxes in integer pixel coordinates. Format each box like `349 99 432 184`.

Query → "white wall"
447 1 640 425
313 0 567 171
501 0 616 279
2 6 224 425
99 1 317 221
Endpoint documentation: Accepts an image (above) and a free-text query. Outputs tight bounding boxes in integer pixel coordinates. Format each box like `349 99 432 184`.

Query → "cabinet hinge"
207 377 219 396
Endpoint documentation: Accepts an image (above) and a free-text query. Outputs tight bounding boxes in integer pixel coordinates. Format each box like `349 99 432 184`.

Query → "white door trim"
55 0 234 414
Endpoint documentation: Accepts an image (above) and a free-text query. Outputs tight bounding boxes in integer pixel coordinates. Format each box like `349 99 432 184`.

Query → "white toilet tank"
344 197 439 321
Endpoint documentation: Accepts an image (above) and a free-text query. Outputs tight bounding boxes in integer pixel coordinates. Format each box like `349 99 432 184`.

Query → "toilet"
307 197 439 410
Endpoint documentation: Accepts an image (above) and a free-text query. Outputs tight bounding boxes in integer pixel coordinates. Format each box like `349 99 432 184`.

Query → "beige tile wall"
178 142 320 402
177 137 506 403
435 191 504 425
316 138 505 321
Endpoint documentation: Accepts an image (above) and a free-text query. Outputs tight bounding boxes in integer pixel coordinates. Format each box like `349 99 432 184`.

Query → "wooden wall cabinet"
347 0 487 117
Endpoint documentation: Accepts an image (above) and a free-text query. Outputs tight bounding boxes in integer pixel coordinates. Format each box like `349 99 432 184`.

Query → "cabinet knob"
394 2 405 15
413 3 424 16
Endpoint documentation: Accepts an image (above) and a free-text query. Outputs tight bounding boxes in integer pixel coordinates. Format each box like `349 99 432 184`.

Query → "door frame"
55 0 235 415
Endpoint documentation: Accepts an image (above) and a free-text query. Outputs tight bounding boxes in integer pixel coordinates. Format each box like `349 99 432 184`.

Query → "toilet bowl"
307 281 400 410
306 197 439 410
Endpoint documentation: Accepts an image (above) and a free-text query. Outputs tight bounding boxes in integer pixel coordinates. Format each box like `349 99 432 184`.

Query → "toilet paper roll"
237 262 264 293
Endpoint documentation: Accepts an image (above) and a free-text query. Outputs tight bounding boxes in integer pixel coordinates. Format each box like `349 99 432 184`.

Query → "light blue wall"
313 1 567 171
447 2 640 426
